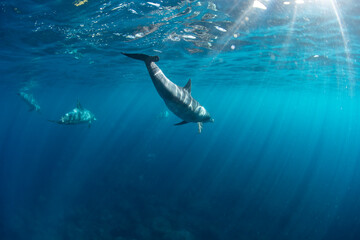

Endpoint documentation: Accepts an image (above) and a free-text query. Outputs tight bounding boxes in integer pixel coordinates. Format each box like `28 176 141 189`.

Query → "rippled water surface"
1 0 360 240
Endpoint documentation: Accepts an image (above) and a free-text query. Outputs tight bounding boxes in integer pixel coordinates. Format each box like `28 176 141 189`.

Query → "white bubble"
215 26 227 32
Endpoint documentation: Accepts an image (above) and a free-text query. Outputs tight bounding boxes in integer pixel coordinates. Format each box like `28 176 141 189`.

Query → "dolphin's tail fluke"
121 52 159 63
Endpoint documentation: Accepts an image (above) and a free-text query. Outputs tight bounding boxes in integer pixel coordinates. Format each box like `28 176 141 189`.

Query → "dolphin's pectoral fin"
88 123 91 128
184 79 191 93
197 122 203 133
28 108 34 112
174 120 188 126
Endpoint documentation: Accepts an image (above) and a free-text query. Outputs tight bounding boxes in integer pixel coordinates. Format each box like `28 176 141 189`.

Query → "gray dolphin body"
122 53 214 133
50 101 96 127
18 91 41 112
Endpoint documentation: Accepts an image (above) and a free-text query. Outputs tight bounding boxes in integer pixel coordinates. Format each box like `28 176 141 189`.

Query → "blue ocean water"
1 0 360 239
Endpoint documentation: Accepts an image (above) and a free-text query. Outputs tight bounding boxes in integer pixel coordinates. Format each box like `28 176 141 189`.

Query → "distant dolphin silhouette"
49 101 96 128
122 53 214 133
17 91 41 112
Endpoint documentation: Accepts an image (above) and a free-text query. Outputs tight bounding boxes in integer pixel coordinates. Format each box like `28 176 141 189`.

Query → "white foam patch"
135 32 144 38
207 2 217 11
129 9 138 14
182 35 196 40
147 2 160 7
253 1 267 10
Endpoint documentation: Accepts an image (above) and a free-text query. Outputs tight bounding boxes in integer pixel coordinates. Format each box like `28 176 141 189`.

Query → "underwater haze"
1 0 360 239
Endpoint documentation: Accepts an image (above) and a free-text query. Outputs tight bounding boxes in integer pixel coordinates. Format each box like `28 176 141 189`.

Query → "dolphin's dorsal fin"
77 100 83 110
184 79 191 93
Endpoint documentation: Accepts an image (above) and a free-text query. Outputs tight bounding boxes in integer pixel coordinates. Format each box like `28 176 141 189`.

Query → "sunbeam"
328 0 354 89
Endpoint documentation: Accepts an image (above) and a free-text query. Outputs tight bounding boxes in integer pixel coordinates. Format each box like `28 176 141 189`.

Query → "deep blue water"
1 0 360 239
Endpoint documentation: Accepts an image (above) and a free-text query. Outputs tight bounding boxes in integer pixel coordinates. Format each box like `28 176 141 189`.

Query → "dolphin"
17 91 41 112
49 101 96 128
157 110 170 119
122 53 214 133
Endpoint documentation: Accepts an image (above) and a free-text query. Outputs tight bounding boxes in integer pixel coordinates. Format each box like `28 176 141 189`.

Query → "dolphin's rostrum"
49 101 96 128
122 53 214 133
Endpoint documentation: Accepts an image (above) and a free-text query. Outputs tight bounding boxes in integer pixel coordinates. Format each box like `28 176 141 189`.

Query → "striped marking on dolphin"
48 101 96 128
122 53 214 133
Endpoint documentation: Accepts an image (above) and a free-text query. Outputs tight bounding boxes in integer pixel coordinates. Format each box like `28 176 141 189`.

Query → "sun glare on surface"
280 0 338 6
312 0 339 6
